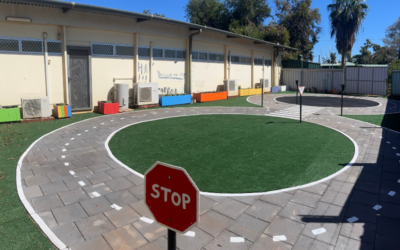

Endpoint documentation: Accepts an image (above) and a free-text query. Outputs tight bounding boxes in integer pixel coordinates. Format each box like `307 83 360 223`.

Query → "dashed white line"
140 217 154 224
312 228 326 235
373 204 382 210
273 235 287 242
230 237 245 243
347 216 359 223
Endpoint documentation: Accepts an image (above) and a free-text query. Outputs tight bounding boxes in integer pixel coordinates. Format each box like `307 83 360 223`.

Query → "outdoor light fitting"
6 16 31 23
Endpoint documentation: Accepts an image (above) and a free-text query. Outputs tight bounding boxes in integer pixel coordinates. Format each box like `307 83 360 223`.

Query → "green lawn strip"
344 114 400 133
109 115 354 193
0 112 101 249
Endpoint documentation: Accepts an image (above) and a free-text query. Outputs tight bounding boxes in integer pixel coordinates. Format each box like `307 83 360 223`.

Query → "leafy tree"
323 52 337 64
143 9 166 18
352 39 396 64
225 0 271 27
383 17 400 60
184 0 229 30
229 21 265 40
274 0 321 61
327 0 369 68
262 22 290 46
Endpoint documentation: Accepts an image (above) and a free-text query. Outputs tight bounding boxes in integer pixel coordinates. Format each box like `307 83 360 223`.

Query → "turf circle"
109 115 354 193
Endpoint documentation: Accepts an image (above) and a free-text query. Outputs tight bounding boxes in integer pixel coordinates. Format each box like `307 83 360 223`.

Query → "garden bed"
98 101 119 114
159 94 192 106
53 104 71 119
238 88 263 96
193 91 227 103
0 106 21 123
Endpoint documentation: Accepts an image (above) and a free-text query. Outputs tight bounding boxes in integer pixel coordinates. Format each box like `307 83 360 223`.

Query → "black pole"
296 80 299 104
261 82 264 107
300 93 302 123
341 85 344 116
168 229 176 250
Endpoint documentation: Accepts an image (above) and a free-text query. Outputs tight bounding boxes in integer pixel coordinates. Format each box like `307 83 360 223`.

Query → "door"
68 47 92 111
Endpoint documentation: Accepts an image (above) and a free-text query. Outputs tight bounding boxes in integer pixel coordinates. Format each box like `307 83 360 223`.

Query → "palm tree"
327 0 369 68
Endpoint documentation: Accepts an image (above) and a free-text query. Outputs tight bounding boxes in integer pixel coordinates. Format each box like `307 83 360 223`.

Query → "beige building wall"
48 55 64 104
192 62 225 92
153 60 186 94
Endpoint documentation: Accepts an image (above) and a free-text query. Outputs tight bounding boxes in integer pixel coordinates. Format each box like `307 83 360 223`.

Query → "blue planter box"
271 87 280 93
159 94 192 106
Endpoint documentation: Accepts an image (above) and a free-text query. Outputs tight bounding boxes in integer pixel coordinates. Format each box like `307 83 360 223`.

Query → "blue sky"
76 0 400 62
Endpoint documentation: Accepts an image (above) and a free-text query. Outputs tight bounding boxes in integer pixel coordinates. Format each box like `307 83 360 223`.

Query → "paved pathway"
17 94 400 250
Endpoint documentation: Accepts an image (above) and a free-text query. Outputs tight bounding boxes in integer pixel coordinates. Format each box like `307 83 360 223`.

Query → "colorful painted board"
53 104 72 119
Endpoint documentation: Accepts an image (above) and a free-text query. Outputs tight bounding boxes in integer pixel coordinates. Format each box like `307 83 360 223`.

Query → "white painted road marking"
373 205 382 210
64 163 69 166
140 217 154 224
69 170 75 175
92 192 101 197
312 228 326 235
347 216 359 223
230 237 245 243
389 191 396 196
78 181 86 186
184 231 195 237
273 235 287 242
111 204 122 210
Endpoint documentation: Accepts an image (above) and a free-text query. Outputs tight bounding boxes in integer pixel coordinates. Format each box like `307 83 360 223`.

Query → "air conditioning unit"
223 79 239 97
133 82 159 106
21 97 52 119
260 79 270 92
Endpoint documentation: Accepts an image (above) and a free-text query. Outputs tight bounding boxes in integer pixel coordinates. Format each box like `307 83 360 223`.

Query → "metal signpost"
341 83 346 116
296 80 299 104
144 161 200 250
298 86 305 123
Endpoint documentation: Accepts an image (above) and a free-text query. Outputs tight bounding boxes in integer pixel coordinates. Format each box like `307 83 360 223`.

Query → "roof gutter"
12 0 297 51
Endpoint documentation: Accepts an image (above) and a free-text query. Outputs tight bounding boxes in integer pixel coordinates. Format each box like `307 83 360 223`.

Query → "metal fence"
392 70 400 96
281 67 388 96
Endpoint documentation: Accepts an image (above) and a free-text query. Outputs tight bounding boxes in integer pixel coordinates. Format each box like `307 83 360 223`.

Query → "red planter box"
98 101 119 115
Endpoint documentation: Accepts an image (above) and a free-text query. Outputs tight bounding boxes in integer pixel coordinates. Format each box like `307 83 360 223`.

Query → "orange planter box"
193 91 227 103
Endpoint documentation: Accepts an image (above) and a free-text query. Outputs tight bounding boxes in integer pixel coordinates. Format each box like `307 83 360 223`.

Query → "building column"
185 39 190 94
251 50 254 88
224 45 228 79
271 52 275 87
134 33 138 83
61 25 69 104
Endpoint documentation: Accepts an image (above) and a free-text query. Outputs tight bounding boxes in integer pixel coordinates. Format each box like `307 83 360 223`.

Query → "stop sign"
144 161 200 234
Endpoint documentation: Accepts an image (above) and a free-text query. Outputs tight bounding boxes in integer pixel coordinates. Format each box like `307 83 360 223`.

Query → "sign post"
298 86 305 123
295 80 299 104
340 83 346 116
144 161 200 250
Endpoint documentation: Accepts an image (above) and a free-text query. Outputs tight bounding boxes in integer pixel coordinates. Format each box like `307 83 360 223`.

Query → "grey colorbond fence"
282 67 388 96
392 70 400 96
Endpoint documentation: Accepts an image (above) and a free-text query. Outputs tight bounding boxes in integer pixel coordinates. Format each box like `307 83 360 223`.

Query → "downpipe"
189 29 202 95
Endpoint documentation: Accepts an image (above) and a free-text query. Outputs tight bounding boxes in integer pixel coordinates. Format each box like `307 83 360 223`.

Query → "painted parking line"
312 228 326 235
140 217 154 224
184 231 195 237
273 235 287 242
230 237 245 243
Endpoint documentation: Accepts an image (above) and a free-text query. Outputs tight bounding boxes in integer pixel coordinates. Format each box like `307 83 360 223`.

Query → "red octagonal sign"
144 161 200 234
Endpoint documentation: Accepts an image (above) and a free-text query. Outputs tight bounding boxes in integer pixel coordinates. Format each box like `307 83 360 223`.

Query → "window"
0 38 19 52
232 56 240 63
192 51 199 60
176 50 186 59
165 49 176 58
47 41 62 54
246 57 252 64
21 40 43 53
254 58 263 65
138 47 150 57
216 54 224 62
92 44 113 55
116 45 134 56
209 53 217 61
153 48 163 57
199 52 207 60
265 59 272 66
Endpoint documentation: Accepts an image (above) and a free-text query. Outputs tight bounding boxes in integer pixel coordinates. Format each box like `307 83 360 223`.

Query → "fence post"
371 68 375 95
357 68 360 94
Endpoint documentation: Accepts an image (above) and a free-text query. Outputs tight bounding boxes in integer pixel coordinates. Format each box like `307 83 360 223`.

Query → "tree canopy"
383 17 400 60
327 0 369 68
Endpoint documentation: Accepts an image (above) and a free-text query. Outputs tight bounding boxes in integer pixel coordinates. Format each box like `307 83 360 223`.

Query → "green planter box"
0 106 21 123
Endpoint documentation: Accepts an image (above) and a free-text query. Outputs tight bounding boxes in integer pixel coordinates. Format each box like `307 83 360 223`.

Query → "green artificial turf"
0 112 101 249
109 115 354 193
344 114 400 133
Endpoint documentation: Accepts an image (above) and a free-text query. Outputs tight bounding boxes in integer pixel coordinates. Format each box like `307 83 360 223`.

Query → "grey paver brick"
132 218 167 242
88 163 113 173
72 167 94 177
47 171 74 182
53 223 85 246
64 176 91 190
350 190 379 207
32 166 56 176
264 215 305 245
52 203 88 225
321 190 350 207
198 210 234 237
80 196 112 216
308 202 346 223
334 235 373 250
227 213 269 242
376 215 400 239
328 180 355 194
278 202 314 224
212 198 250 219
128 184 144 200
231 195 261 205
291 190 322 208
104 205 140 228
106 168 132 179
83 183 113 198
37 210 58 228
204 230 253 250
199 195 218 215
292 235 333 250
32 194 64 212
302 222 342 245
137 237 167 250
345 202 377 224
302 183 329 195
105 189 138 206
105 177 134 192
260 192 293 207
130 200 154 219
24 174 51 187
40 181 69 195
250 233 292 250
70 236 112 250
374 234 400 250
176 227 213 250
103 224 148 249
86 172 113 185
245 200 281 223
59 188 91 205
75 213 115 240
340 222 376 244
23 185 44 199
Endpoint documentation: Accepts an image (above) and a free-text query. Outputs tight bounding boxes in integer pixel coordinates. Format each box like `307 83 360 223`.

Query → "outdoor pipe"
189 29 202 94
43 32 50 102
